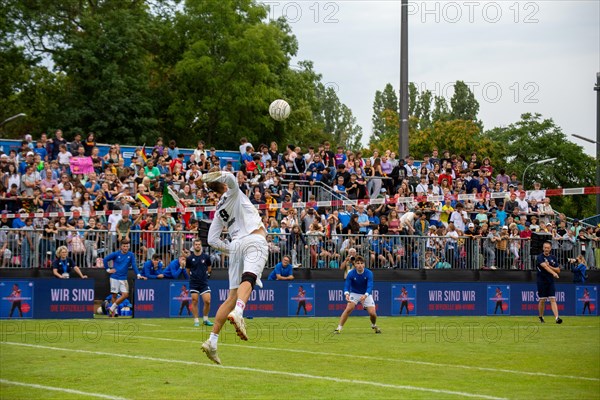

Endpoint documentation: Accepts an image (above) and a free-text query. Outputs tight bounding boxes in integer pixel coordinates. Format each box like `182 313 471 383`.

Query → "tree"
410 119 499 161
3 0 160 143
431 96 451 123
485 113 595 217
370 83 398 143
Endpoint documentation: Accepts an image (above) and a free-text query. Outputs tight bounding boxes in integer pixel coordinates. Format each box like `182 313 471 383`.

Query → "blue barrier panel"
510 283 567 316
575 286 597 316
34 279 95 319
1 278 597 318
486 284 511 316
391 283 418 316
288 283 316 317
134 279 171 318
416 282 486 316
0 280 34 319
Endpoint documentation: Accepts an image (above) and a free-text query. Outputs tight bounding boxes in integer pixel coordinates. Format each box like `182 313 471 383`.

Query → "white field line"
0 378 128 400
1 341 506 400
102 333 600 383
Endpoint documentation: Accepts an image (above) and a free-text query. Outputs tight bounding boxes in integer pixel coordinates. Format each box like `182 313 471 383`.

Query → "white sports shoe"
201 340 221 365
227 311 248 341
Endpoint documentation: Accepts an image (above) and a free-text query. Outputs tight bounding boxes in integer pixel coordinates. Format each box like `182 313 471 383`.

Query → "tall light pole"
595 72 600 214
0 113 26 128
522 158 557 189
398 0 409 159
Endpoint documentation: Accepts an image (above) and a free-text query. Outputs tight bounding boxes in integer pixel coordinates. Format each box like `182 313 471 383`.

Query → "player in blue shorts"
536 241 563 324
334 255 381 334
186 239 213 327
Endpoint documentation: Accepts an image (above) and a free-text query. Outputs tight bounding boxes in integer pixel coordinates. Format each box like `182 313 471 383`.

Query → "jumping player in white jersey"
200 170 268 365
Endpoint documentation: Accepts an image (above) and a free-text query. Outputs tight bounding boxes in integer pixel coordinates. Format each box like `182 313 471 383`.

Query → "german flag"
140 144 148 163
136 193 154 207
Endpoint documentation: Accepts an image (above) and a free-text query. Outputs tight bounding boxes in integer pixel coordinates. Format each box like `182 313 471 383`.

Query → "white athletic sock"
234 299 246 315
203 316 208 322
209 333 219 347
371 323 377 328
337 325 343 331
109 304 117 312
194 318 200 323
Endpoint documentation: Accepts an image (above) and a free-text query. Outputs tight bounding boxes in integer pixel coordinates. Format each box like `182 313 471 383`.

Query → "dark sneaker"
556 317 563 324
372 326 382 334
539 316 545 323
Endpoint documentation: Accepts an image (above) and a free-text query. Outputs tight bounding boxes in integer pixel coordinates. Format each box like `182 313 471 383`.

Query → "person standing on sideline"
102 240 146 317
201 170 269 365
186 239 213 327
334 256 381 334
536 242 563 324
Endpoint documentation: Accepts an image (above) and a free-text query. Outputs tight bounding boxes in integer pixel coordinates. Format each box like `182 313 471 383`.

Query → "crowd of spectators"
0 130 598 272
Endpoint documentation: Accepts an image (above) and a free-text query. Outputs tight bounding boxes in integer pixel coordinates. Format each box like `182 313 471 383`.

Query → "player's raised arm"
207 215 231 254
202 170 237 191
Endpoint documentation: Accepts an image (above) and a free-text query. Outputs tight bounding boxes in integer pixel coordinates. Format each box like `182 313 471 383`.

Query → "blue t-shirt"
187 252 211 285
268 262 293 280
104 251 140 280
536 253 558 284
344 268 374 295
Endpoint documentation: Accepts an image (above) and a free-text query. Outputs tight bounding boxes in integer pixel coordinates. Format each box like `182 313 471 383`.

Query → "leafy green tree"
431 96 451 122
370 83 398 143
485 113 595 217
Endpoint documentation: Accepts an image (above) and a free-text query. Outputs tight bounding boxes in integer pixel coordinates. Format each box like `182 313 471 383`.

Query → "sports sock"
337 325 342 331
234 299 246 315
109 304 117 312
203 316 208 322
194 318 200 323
209 333 219 347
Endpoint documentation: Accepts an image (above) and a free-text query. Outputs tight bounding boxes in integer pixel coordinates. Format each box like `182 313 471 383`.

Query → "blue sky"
265 0 599 157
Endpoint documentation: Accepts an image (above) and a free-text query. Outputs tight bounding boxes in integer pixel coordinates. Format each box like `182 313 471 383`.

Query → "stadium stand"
0 132 598 274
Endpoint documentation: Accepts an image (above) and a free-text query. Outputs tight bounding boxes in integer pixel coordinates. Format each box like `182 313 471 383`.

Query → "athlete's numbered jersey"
204 171 264 243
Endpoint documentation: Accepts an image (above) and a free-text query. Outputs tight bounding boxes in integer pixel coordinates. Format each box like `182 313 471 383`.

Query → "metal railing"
1 228 597 271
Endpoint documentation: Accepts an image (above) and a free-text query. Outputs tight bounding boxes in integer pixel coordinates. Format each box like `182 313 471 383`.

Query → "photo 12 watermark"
400 322 540 344
262 1 340 24
407 1 540 24
0 321 139 344
415 81 540 104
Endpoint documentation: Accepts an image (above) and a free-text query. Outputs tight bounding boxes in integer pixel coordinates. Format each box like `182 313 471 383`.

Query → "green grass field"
1 316 599 399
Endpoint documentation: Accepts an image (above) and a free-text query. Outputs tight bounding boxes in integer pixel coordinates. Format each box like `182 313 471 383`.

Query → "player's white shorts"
348 292 376 308
228 234 268 290
110 278 129 294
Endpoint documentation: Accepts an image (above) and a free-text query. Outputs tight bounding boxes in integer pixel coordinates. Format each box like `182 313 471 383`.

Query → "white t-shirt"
239 143 253 155
57 151 72 166
205 171 264 254
107 214 122 234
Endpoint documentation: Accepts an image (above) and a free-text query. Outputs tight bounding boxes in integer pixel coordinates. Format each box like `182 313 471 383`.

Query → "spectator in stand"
238 137 253 157
49 129 68 161
268 255 295 280
333 146 346 167
449 203 468 234
438 168 453 186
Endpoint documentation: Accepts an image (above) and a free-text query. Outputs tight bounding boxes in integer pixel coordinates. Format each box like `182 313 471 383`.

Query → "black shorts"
189 282 210 295
537 281 556 299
